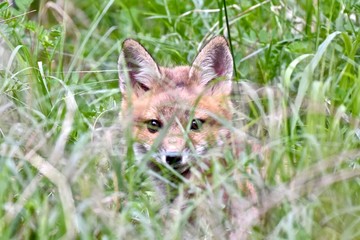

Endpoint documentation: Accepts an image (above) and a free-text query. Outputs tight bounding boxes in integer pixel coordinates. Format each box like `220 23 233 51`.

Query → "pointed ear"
189 36 233 95
118 39 161 97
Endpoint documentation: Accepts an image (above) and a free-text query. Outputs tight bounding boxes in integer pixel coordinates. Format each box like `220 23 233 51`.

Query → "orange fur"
118 37 262 239
118 37 260 206
118 37 234 175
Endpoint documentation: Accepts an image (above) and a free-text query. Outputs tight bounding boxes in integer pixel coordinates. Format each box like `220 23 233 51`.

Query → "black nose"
165 154 182 165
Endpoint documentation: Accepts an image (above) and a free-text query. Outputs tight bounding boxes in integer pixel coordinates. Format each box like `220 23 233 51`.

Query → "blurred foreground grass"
0 0 360 239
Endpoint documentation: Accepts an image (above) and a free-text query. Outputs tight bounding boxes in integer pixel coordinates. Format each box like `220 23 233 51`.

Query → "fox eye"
190 119 205 131
146 119 162 133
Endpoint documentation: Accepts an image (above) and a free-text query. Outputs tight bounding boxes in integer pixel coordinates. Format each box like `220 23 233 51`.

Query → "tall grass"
0 0 359 239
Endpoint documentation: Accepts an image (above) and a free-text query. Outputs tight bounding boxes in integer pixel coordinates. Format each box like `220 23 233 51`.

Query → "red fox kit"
118 36 234 192
118 37 259 238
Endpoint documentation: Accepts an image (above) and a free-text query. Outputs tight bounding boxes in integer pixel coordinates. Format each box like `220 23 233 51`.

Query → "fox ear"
189 36 233 95
118 39 161 97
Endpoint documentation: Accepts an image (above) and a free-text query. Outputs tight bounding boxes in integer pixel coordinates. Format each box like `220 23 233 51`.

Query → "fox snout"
164 152 182 166
160 135 188 166
160 150 191 174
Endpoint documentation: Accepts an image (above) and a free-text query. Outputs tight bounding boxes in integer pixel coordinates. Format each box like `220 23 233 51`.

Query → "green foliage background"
0 0 360 239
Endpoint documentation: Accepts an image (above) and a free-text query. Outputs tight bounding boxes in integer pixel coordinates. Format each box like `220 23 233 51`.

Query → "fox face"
118 36 233 176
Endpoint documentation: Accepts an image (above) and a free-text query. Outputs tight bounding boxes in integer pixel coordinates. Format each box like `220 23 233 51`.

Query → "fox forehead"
126 66 194 120
130 88 231 124
131 86 199 122
146 66 203 93
161 66 193 88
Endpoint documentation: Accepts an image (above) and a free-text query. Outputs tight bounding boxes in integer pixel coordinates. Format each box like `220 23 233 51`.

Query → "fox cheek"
161 137 186 153
216 129 231 146
132 142 152 162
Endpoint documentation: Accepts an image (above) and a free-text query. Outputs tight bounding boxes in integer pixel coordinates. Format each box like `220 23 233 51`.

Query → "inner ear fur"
189 36 233 95
118 39 161 97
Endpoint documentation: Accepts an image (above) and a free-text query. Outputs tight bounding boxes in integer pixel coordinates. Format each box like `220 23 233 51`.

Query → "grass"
0 0 360 239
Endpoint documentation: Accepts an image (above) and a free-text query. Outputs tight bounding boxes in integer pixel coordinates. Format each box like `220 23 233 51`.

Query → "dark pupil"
147 120 161 133
191 119 204 131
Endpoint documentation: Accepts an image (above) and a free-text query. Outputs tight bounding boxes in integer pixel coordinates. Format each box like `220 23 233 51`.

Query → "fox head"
118 36 233 175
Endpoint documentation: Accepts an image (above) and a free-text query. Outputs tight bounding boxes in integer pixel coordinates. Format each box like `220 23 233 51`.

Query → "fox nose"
165 153 182 166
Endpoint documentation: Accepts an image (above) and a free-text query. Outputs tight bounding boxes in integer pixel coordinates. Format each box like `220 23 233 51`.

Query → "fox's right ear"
118 39 160 97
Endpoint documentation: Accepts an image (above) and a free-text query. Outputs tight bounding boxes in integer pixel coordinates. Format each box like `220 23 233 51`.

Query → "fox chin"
118 36 234 196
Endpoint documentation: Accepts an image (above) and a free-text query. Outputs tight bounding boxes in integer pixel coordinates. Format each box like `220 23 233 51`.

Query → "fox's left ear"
189 36 233 95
